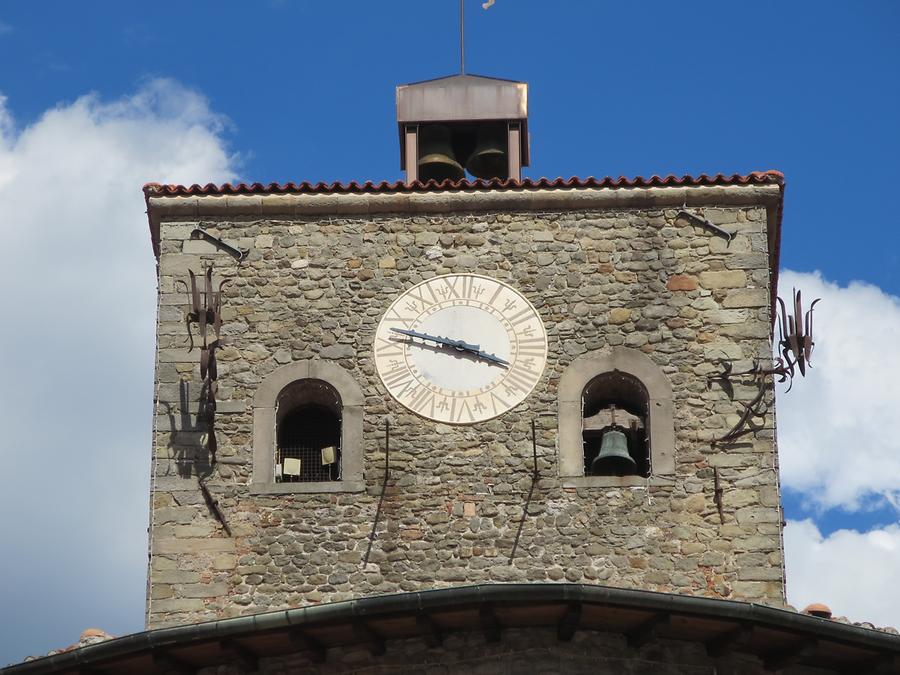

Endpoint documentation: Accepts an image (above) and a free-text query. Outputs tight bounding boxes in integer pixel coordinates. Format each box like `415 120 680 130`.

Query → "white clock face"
374 274 548 424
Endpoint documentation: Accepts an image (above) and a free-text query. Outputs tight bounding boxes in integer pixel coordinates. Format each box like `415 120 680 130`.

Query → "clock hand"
474 350 510 368
390 328 480 353
391 328 508 368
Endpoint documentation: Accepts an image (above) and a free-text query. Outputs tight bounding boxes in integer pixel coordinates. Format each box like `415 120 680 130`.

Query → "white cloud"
785 519 900 627
0 79 236 664
777 270 900 512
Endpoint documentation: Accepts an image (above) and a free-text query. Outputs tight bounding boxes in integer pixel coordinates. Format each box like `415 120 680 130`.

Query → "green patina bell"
417 124 465 183
466 124 508 180
590 427 637 477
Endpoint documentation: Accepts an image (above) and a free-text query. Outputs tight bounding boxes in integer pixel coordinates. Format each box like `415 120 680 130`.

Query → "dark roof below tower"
5 584 898 674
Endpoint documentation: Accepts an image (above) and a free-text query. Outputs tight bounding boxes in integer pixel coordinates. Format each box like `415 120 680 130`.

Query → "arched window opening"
582 371 651 478
275 379 341 483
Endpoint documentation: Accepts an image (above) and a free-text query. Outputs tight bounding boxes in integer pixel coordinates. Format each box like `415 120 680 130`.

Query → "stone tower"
144 74 786 630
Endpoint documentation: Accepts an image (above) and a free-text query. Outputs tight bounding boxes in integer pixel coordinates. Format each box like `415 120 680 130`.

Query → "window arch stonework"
558 347 675 487
250 360 364 494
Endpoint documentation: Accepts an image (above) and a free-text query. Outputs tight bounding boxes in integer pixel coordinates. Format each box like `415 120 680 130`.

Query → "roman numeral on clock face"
374 337 404 356
409 387 436 416
382 366 415 391
500 364 538 394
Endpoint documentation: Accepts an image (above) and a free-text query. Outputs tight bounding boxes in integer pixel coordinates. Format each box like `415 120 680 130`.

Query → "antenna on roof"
459 0 466 74
460 0 497 75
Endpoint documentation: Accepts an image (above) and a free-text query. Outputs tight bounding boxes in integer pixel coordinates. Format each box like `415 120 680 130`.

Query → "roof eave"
8 583 897 674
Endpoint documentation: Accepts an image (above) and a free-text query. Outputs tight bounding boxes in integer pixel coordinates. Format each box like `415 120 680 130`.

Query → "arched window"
275 380 342 483
582 372 650 478
251 360 364 494
558 347 674 487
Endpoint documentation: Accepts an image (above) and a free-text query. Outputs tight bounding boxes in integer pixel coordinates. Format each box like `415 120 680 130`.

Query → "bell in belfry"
466 124 508 180
590 427 637 476
417 124 465 183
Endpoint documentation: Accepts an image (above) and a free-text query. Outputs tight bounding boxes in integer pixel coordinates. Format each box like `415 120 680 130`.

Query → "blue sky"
0 0 898 666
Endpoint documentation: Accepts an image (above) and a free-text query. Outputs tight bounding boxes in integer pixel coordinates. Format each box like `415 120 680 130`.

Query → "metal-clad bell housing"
397 74 529 184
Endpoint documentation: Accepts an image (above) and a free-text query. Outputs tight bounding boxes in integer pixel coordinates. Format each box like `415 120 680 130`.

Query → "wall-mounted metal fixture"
677 210 734 243
184 266 231 535
709 289 821 445
191 227 248 262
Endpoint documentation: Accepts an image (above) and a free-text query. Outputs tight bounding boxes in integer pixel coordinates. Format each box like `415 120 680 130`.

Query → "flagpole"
460 0 465 74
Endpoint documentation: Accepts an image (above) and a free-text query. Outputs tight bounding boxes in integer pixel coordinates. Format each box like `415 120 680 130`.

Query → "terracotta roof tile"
143 171 784 197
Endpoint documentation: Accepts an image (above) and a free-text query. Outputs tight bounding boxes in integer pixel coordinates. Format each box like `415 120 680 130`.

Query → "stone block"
179 583 229 598
320 343 354 359
666 274 699 291
150 598 206 613
609 308 632 324
153 570 201 584
415 232 439 245
709 235 752 254
150 584 174 600
699 270 747 289
722 288 768 308
702 208 740 225
183 239 225 255
161 224 200 240
153 507 198 525
732 581 781 599
720 322 770 339
704 309 747 325
152 538 236 554
159 254 205 276
726 253 768 270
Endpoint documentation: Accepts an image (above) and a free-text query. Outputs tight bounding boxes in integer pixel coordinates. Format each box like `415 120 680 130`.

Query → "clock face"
374 274 548 424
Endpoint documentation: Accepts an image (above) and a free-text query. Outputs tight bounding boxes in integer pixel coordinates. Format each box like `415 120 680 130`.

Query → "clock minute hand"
475 350 510 368
390 328 481 353
391 328 509 368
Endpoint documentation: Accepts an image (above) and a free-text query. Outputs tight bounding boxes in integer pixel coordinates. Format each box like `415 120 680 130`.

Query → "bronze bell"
418 124 465 183
590 427 637 477
465 124 508 180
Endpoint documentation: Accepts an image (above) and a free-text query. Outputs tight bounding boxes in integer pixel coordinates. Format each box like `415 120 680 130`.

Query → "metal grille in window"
276 404 341 483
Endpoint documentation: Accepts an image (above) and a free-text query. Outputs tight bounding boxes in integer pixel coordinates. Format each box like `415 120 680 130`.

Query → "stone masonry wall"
148 199 783 628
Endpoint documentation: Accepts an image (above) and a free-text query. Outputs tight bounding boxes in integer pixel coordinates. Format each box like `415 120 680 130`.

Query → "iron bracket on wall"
713 468 725 524
708 288 820 446
677 210 733 243
191 227 249 262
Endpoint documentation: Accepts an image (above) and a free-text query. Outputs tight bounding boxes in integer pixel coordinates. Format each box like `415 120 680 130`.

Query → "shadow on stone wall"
161 380 213 479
